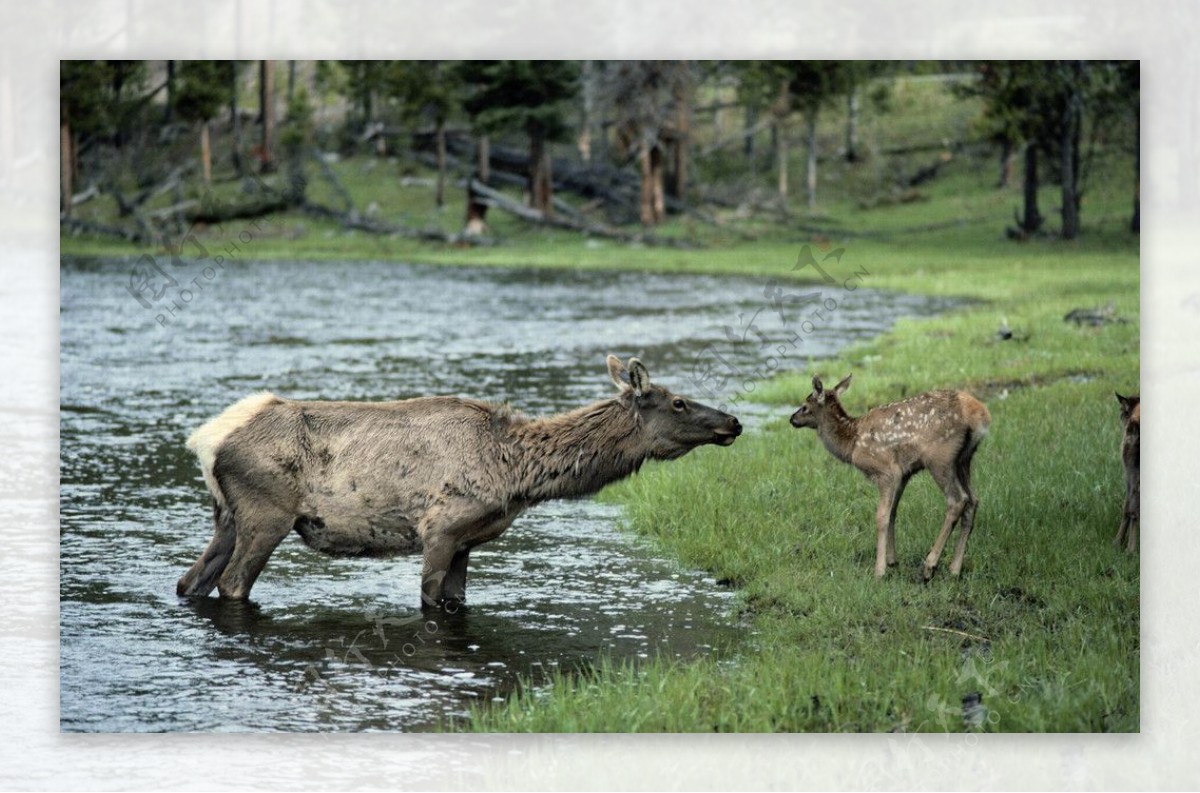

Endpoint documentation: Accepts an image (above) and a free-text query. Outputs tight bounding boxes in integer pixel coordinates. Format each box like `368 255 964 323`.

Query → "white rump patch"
186 392 279 506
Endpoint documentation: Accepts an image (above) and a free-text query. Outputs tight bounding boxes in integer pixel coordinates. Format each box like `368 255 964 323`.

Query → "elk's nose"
728 416 743 436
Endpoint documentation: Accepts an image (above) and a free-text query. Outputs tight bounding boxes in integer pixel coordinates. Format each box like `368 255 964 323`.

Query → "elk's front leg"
418 498 489 610
442 549 470 603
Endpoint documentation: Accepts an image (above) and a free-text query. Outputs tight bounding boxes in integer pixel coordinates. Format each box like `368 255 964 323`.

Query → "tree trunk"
744 104 757 162
578 59 594 163
774 78 790 201
1131 113 1140 234
775 116 788 200
651 144 665 223
288 60 296 103
998 137 1014 188
1022 143 1042 234
805 111 818 210
639 139 654 225
845 89 859 163
668 68 691 203
230 64 243 176
60 115 72 217
464 179 489 235
165 60 175 124
1060 78 1081 240
259 60 275 172
434 118 446 208
478 133 490 184
529 126 552 215
200 121 212 186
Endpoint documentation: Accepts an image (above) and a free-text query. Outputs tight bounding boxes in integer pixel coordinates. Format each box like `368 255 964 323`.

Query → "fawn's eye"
672 398 686 410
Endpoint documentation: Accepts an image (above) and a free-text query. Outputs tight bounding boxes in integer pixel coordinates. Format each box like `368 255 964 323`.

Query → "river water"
59 255 954 732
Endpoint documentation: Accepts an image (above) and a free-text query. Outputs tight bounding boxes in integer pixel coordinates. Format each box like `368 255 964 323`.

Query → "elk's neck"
817 404 860 464
511 397 646 503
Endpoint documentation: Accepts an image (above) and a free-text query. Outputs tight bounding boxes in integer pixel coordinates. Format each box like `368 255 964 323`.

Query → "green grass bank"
455 227 1138 732
63 182 1140 733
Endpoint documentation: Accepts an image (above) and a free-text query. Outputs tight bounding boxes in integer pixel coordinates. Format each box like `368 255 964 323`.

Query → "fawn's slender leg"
885 475 910 567
874 475 903 577
949 452 979 577
924 462 968 581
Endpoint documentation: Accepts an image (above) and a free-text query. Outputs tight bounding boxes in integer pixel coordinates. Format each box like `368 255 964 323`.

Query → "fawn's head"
607 355 742 459
789 374 853 430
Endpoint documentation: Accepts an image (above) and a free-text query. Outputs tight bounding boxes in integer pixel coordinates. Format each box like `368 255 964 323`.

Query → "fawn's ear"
833 374 853 397
608 355 630 391
811 375 825 403
627 358 652 396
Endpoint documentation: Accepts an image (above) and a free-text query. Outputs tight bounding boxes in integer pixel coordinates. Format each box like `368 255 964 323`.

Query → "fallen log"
60 215 144 242
70 185 101 207
145 199 200 220
468 179 700 249
301 201 495 247
184 193 294 225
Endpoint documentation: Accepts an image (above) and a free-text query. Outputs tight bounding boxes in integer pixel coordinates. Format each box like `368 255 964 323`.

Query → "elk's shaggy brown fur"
177 355 742 607
790 375 991 580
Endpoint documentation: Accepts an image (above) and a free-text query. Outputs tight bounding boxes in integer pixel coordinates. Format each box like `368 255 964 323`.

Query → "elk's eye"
672 398 686 410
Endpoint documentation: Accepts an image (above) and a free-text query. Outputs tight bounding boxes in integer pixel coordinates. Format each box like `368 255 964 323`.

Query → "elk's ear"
834 374 853 397
627 358 651 396
608 355 630 390
1116 392 1133 411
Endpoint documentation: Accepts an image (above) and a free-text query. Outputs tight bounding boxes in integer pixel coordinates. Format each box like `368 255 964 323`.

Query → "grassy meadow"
62 76 1140 732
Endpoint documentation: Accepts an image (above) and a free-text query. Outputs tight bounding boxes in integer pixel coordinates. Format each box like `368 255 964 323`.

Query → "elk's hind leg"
177 500 237 597
215 501 295 600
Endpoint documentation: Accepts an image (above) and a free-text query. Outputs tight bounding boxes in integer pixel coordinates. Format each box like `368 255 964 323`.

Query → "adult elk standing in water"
177 355 742 609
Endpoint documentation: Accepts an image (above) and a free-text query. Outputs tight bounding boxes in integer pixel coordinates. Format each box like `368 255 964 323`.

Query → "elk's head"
607 355 742 459
789 374 853 430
